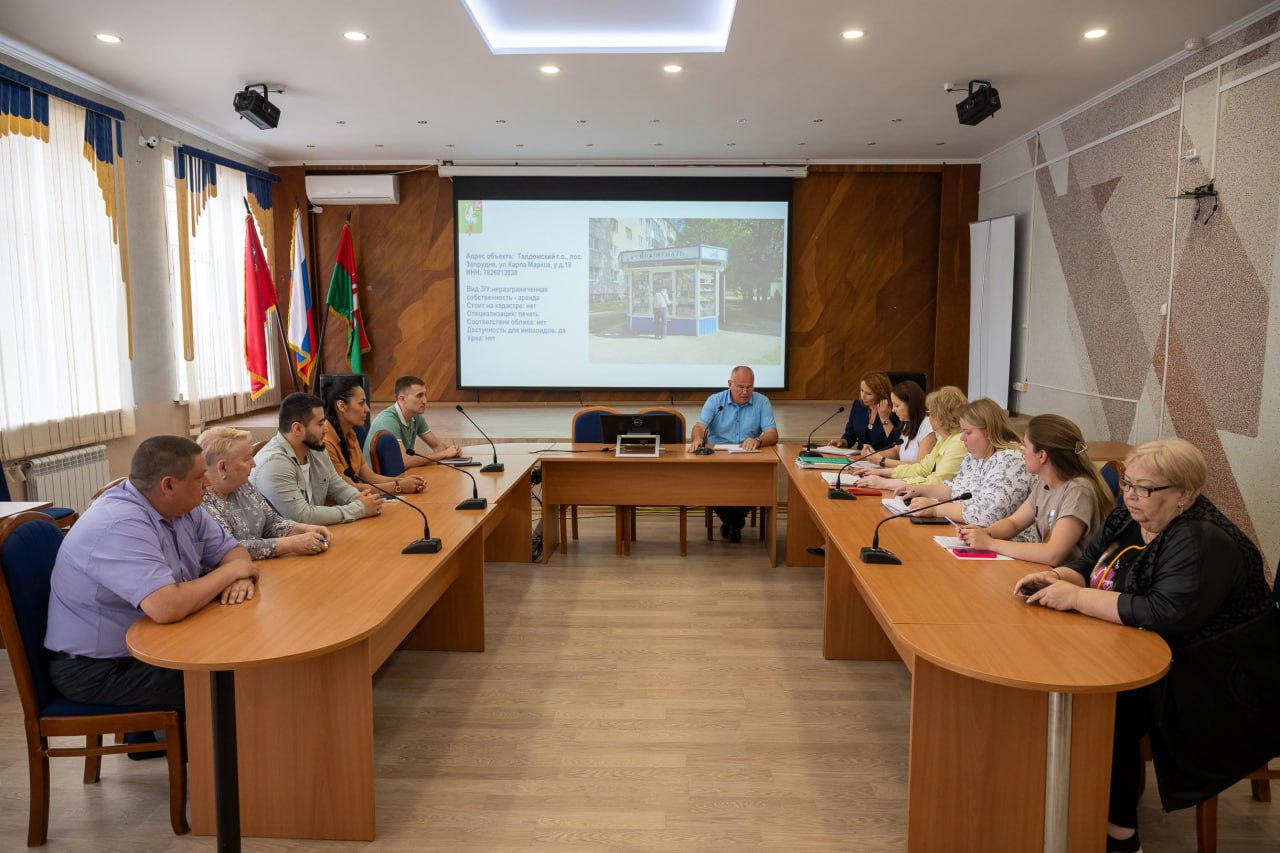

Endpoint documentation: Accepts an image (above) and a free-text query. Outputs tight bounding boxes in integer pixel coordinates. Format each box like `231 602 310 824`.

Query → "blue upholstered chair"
368 430 408 477
559 407 619 546
0 512 187 846
0 472 77 531
1100 461 1123 500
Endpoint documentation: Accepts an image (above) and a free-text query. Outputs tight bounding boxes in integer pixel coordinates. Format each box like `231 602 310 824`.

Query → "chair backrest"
571 406 620 443
92 476 127 503
369 430 407 477
886 371 928 393
1100 460 1124 500
0 468 10 501
352 423 369 451
250 439 268 456
638 407 687 442
0 512 66 717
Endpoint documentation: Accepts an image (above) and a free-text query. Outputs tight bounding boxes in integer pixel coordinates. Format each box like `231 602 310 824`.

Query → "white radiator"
23 445 111 514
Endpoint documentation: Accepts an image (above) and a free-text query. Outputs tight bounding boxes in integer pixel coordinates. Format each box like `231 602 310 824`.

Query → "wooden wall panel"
271 164 974 404
934 163 981 391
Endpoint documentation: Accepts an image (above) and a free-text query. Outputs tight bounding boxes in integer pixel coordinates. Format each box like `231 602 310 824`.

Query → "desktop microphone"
693 406 722 455
455 404 504 472
345 468 442 554
406 447 488 509
860 492 972 564
801 406 845 458
827 448 877 500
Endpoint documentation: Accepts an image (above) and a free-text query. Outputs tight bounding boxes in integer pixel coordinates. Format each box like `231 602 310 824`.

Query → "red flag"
244 215 278 399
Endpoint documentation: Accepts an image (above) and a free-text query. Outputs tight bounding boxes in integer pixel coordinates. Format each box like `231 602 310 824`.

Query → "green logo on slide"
459 200 483 234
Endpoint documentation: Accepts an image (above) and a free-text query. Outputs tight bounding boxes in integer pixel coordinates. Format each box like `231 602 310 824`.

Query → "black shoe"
1105 832 1141 853
720 522 731 540
805 547 826 557
729 525 743 543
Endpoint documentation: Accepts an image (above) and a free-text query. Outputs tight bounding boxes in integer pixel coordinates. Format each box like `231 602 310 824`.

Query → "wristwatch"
393 479 402 494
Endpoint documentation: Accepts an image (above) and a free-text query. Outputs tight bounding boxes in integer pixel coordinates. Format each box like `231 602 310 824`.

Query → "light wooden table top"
0 501 53 519
778 445 1170 693
127 496 484 671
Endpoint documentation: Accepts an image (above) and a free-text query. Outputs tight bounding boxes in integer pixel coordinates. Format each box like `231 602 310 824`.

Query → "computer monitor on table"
599 413 683 446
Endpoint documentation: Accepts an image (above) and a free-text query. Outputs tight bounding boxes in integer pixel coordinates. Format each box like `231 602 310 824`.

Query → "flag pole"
247 196 298 391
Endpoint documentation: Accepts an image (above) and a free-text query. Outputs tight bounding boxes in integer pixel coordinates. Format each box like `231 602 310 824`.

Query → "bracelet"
1049 569 1061 580
394 479 402 494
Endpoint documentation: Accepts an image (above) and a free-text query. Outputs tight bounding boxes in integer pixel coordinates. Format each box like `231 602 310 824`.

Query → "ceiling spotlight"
955 80 1001 126
96 33 122 44
1084 29 1107 40
233 84 280 130
663 64 683 73
344 31 367 41
842 30 864 40
1185 36 1206 52
540 64 560 74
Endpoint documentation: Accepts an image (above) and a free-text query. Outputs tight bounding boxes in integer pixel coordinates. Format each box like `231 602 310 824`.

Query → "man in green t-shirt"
363 375 462 469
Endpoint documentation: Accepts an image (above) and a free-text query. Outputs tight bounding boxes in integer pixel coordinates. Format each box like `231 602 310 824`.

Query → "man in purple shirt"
45 435 258 709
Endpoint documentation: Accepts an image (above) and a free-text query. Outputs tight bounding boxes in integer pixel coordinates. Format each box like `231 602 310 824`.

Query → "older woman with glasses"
1014 438 1280 853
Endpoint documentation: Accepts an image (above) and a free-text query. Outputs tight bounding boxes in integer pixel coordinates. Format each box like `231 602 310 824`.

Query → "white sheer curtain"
163 154 279 428
0 97 134 460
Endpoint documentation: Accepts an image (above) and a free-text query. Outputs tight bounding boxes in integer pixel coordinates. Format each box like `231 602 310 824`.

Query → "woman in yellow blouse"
858 386 968 488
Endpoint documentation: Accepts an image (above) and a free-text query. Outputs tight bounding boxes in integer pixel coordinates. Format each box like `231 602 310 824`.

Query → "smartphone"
1017 578 1051 596
953 547 998 558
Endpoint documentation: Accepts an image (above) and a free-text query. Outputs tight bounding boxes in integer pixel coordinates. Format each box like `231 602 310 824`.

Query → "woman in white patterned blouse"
899 398 1036 530
198 427 333 560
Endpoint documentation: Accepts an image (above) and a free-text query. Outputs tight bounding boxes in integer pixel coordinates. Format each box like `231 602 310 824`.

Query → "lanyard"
1090 543 1145 589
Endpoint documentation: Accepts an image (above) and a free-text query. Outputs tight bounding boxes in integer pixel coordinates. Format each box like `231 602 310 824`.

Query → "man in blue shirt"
689 366 778 542
46 436 258 709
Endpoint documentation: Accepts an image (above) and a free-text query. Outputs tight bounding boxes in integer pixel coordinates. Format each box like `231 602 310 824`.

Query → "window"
0 72 134 460
162 147 280 427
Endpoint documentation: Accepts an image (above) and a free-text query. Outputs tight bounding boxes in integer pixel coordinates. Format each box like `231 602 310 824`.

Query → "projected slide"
456 199 788 389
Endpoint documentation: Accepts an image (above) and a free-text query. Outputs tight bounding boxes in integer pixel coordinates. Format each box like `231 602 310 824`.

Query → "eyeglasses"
1117 476 1174 498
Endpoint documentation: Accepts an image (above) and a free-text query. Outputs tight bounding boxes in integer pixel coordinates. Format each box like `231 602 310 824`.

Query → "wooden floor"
2 513 1277 851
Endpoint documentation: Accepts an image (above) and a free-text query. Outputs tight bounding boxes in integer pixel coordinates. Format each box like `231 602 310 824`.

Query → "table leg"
210 671 240 853
785 476 824 567
1044 692 1072 853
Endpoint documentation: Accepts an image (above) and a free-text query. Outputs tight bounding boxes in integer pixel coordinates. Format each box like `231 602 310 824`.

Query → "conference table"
537 443 780 565
780 446 1171 853
127 448 535 844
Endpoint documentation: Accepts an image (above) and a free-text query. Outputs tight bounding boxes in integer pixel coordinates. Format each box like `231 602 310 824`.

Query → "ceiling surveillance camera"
138 135 159 149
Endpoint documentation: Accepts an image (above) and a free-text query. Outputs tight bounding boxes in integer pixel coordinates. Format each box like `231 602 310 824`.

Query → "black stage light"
234 85 280 130
956 80 1000 126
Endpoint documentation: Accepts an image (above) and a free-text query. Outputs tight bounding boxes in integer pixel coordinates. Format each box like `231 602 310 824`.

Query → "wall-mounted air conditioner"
305 174 400 205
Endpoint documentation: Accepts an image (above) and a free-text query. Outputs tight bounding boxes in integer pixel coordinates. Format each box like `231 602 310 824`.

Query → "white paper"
713 444 760 453
881 496 910 515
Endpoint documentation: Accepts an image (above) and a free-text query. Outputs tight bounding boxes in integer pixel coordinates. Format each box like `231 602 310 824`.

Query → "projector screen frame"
451 176 794 392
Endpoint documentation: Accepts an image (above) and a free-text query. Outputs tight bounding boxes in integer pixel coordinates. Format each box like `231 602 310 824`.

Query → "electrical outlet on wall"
1184 148 1199 160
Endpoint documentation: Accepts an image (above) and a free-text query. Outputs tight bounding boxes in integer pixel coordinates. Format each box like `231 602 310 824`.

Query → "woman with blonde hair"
859 386 967 488
901 398 1036 527
1015 438 1280 852
958 414 1111 564
198 426 332 559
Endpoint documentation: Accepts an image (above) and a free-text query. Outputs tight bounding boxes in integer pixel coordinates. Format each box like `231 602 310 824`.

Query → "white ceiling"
0 0 1273 166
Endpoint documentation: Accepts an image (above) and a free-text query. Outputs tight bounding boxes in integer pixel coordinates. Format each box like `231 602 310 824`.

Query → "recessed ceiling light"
663 64 683 73
96 34 121 44
344 32 367 41
1084 28 1107 39
540 65 560 74
842 30 864 40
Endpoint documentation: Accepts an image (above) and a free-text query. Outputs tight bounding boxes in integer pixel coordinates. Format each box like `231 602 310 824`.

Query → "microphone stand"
693 405 722 455
860 492 972 564
827 448 876 500
346 469 442 554
455 404 504 472
800 405 846 459
406 448 487 509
